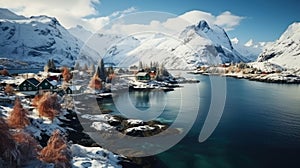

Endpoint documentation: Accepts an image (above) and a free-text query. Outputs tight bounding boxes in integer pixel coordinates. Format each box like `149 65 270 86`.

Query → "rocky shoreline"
61 94 179 168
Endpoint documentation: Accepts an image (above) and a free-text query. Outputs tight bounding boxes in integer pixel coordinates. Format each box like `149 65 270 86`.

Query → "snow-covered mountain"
70 20 251 69
0 8 99 69
257 22 300 70
231 38 268 61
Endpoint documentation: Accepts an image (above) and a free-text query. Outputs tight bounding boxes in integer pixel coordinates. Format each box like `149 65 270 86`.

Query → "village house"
18 78 57 92
37 78 56 91
136 72 150 81
18 78 40 91
64 85 83 94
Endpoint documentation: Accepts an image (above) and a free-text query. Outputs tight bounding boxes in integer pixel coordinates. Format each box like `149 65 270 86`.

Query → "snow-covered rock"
0 9 99 69
257 22 300 70
71 143 122 168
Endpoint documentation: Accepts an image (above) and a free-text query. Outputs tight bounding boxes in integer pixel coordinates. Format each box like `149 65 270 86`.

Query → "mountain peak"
196 20 210 31
0 8 26 20
29 15 61 26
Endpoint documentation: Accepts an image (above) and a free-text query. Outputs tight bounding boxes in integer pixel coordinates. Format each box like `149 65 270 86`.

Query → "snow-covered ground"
0 94 124 168
71 144 121 168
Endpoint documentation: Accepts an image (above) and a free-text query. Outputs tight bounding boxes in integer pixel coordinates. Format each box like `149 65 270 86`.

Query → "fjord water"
105 73 300 167
155 74 300 168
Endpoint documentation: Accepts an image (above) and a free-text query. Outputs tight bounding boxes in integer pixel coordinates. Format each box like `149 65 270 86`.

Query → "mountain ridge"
257 22 300 70
0 9 99 69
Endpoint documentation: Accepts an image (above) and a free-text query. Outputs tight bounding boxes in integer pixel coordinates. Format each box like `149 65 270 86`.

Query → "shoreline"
189 71 300 84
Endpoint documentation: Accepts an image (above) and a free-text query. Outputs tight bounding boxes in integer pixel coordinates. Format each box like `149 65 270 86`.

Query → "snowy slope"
231 38 267 61
71 20 249 69
0 9 99 69
0 8 26 20
257 22 300 70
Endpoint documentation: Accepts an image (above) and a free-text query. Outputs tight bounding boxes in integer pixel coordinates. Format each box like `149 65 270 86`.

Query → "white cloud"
231 37 239 44
214 11 244 31
244 39 254 47
0 0 137 32
0 0 101 30
0 1 244 34
102 10 245 36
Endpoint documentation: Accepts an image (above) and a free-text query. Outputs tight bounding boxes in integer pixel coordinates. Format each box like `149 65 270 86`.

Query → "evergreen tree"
83 63 89 71
74 62 80 70
107 66 114 75
138 61 143 70
90 64 95 75
97 59 106 81
50 59 56 70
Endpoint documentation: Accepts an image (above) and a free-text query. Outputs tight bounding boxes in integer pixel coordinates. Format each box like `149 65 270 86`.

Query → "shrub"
39 130 71 168
7 98 30 129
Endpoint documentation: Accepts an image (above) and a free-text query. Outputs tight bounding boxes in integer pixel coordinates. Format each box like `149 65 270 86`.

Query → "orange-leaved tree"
89 74 102 90
12 131 41 163
32 93 44 107
62 67 72 83
37 92 61 121
7 97 30 129
38 130 71 168
4 84 14 95
0 117 19 167
0 69 9 76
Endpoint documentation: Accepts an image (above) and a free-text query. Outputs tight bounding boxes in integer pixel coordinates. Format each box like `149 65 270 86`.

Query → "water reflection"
131 91 150 110
113 89 167 121
129 90 167 111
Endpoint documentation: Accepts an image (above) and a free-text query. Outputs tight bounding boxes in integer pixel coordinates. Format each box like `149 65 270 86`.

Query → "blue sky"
1 0 299 44
95 0 300 43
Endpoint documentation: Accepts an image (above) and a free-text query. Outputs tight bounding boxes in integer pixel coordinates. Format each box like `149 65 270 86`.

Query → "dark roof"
37 78 54 86
26 78 40 86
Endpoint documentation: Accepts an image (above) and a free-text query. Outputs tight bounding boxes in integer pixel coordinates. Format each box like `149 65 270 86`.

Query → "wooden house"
136 72 150 81
65 85 82 94
18 78 39 91
37 78 55 91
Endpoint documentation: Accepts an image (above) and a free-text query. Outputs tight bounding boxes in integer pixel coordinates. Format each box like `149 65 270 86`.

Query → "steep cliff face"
257 22 300 69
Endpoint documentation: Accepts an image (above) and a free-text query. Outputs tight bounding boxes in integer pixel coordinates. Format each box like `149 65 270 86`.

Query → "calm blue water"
104 73 300 168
